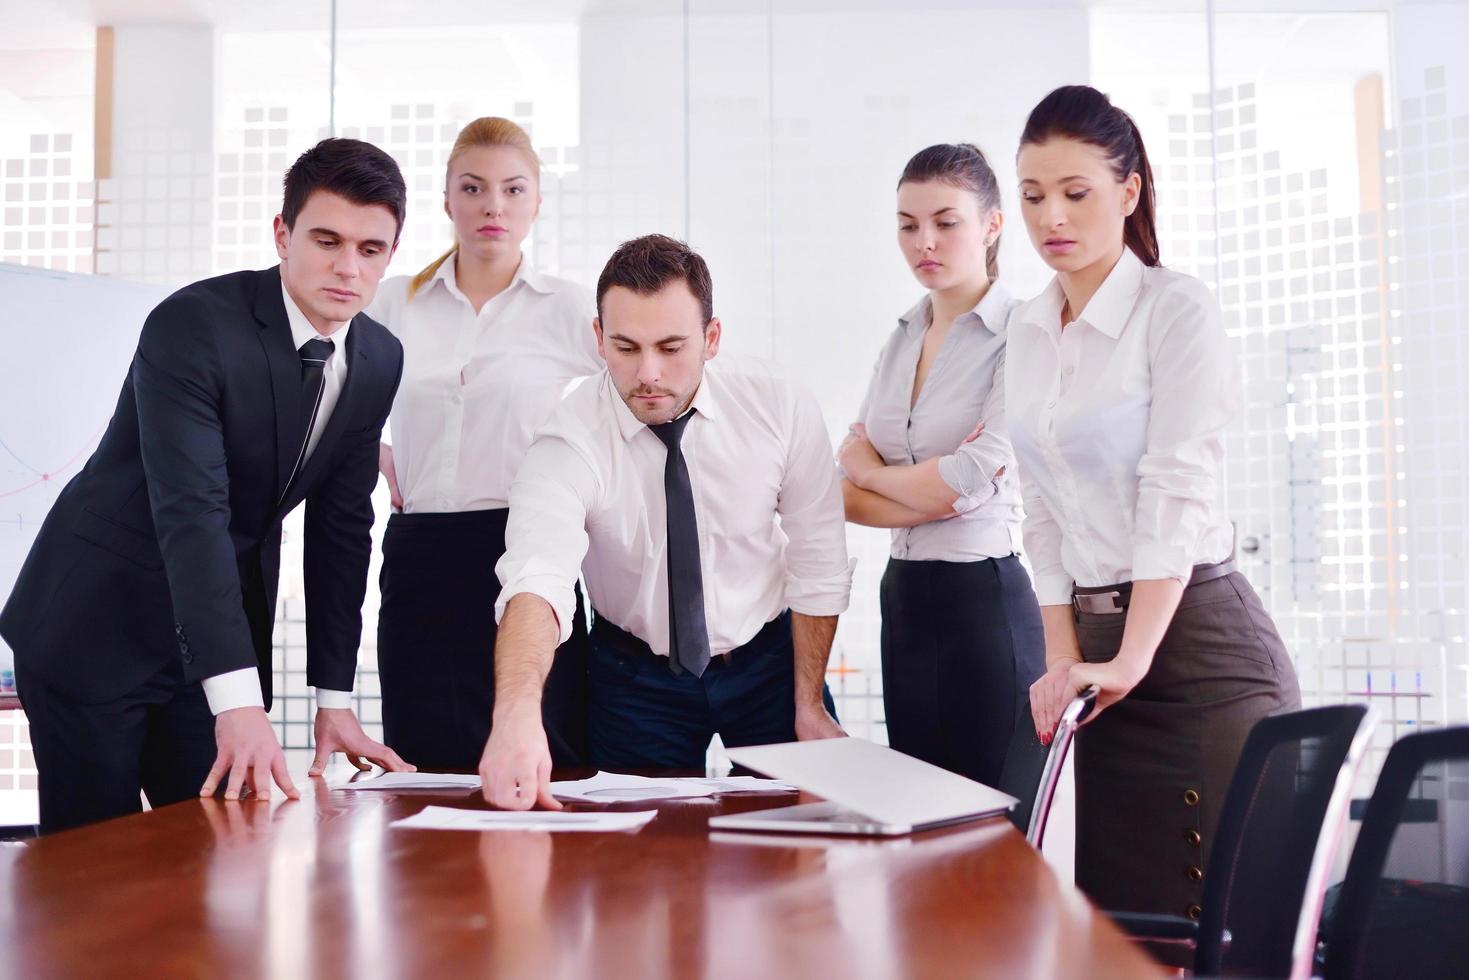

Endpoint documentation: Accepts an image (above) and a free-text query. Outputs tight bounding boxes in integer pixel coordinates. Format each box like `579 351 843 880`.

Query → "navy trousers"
587 610 837 769
17 657 216 834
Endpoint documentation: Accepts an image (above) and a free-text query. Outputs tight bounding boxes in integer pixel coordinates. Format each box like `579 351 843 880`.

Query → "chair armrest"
1108 911 1200 943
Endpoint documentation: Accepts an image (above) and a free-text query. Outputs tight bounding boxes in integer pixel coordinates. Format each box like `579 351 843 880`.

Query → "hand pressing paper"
550 771 798 803
336 772 481 791
392 806 657 833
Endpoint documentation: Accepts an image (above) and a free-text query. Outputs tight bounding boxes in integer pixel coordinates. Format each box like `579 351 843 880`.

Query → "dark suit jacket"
0 266 403 705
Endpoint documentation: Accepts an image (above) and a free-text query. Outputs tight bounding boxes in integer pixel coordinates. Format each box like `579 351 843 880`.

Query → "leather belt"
1071 559 1237 615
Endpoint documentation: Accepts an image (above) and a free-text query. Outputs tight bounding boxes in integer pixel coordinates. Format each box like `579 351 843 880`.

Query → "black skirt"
376 509 589 770
1073 570 1301 923
879 554 1048 821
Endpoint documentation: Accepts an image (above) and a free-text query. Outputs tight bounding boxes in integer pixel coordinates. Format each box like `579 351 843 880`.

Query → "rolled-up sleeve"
1132 282 1237 584
494 435 599 643
778 384 854 616
936 348 1009 514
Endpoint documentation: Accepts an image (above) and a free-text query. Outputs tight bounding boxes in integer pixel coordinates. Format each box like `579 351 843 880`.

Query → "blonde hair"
408 117 541 299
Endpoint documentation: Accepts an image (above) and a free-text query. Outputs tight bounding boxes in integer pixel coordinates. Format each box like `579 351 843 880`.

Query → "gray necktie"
649 411 711 677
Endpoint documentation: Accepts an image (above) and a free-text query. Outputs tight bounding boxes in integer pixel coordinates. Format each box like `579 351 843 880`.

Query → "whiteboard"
0 263 171 675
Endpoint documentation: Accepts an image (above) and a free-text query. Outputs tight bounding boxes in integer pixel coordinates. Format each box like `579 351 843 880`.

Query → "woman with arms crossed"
1010 86 1301 922
370 118 600 770
839 143 1046 804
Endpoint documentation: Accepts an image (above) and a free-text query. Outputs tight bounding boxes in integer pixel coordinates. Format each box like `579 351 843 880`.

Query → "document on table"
550 771 798 803
335 772 482 791
391 806 657 833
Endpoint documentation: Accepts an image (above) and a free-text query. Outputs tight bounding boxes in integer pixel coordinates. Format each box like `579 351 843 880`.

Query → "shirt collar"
607 362 721 443
1074 246 1144 339
898 282 1014 338
1020 246 1145 340
431 251 554 301
281 280 350 352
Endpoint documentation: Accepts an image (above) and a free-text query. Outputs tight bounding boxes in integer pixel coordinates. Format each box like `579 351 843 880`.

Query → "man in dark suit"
0 138 415 834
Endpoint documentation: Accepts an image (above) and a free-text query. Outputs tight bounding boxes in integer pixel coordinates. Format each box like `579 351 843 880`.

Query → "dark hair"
281 138 407 240
899 143 1003 279
596 234 714 326
1019 85 1159 267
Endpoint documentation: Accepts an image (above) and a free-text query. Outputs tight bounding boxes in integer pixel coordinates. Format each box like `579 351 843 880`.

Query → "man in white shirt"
480 235 852 809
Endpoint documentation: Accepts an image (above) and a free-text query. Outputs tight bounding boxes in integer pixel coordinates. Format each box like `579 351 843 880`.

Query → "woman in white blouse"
369 117 601 769
1011 86 1301 923
838 144 1046 813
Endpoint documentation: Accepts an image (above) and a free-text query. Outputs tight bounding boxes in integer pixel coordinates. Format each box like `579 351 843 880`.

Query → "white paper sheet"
550 771 798 802
335 771 482 791
390 805 657 833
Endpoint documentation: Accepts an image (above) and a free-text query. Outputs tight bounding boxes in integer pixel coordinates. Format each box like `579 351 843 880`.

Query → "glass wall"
2 2 1466 784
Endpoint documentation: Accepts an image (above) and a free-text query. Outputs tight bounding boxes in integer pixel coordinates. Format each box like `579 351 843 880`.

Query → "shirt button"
1185 829 1201 847
1063 366 1075 378
1186 865 1203 883
1183 789 1201 807
1187 904 1202 921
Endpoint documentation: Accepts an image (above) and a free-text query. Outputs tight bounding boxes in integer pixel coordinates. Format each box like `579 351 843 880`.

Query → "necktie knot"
299 337 335 366
649 409 695 449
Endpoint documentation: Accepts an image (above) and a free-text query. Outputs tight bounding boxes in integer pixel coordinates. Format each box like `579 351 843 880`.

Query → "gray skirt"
1073 571 1301 922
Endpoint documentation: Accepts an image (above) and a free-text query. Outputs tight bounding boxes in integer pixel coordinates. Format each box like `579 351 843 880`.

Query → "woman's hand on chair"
1030 658 1146 745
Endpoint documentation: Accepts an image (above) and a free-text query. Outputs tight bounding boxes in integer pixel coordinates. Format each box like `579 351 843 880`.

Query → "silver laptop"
708 738 1017 837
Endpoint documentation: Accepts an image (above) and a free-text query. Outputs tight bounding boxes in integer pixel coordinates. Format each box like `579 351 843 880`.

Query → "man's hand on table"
309 707 415 776
202 706 300 801
794 701 847 741
479 702 561 811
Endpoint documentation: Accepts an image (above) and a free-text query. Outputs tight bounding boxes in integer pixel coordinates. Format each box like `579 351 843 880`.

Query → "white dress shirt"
367 258 602 513
495 355 854 657
1006 246 1237 607
201 282 353 714
858 284 1023 561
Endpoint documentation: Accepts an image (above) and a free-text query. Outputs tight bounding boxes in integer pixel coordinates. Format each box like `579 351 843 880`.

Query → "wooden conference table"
0 771 1163 979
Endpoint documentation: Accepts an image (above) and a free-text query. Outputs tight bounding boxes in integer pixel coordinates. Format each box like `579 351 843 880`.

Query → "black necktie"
284 337 335 494
649 411 711 677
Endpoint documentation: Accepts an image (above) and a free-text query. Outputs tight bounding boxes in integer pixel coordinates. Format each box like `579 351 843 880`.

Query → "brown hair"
1019 85 1160 267
898 143 1002 279
595 234 714 327
281 138 406 237
408 117 541 299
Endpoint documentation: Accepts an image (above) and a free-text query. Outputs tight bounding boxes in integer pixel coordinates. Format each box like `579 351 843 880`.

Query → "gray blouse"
857 284 1023 562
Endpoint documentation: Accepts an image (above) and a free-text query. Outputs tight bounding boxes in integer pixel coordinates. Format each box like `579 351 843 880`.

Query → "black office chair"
1320 725 1469 980
1024 684 1096 849
1110 703 1376 978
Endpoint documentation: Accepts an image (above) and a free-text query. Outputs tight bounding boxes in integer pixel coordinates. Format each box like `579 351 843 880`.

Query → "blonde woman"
369 118 600 769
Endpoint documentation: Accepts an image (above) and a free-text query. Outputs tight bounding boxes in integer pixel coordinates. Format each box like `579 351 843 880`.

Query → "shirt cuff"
201 667 265 715
314 688 353 709
1132 544 1195 586
495 581 574 645
785 557 856 617
1033 573 1077 607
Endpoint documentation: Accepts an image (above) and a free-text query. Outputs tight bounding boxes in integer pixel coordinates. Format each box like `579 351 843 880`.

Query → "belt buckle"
1073 591 1124 615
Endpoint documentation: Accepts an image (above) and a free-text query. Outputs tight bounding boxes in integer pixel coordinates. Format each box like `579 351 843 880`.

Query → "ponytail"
1120 115 1159 267
408 245 456 300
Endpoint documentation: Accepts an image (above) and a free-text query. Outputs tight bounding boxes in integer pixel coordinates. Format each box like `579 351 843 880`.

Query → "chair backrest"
1195 703 1377 979
1025 685 1096 849
1323 726 1469 980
